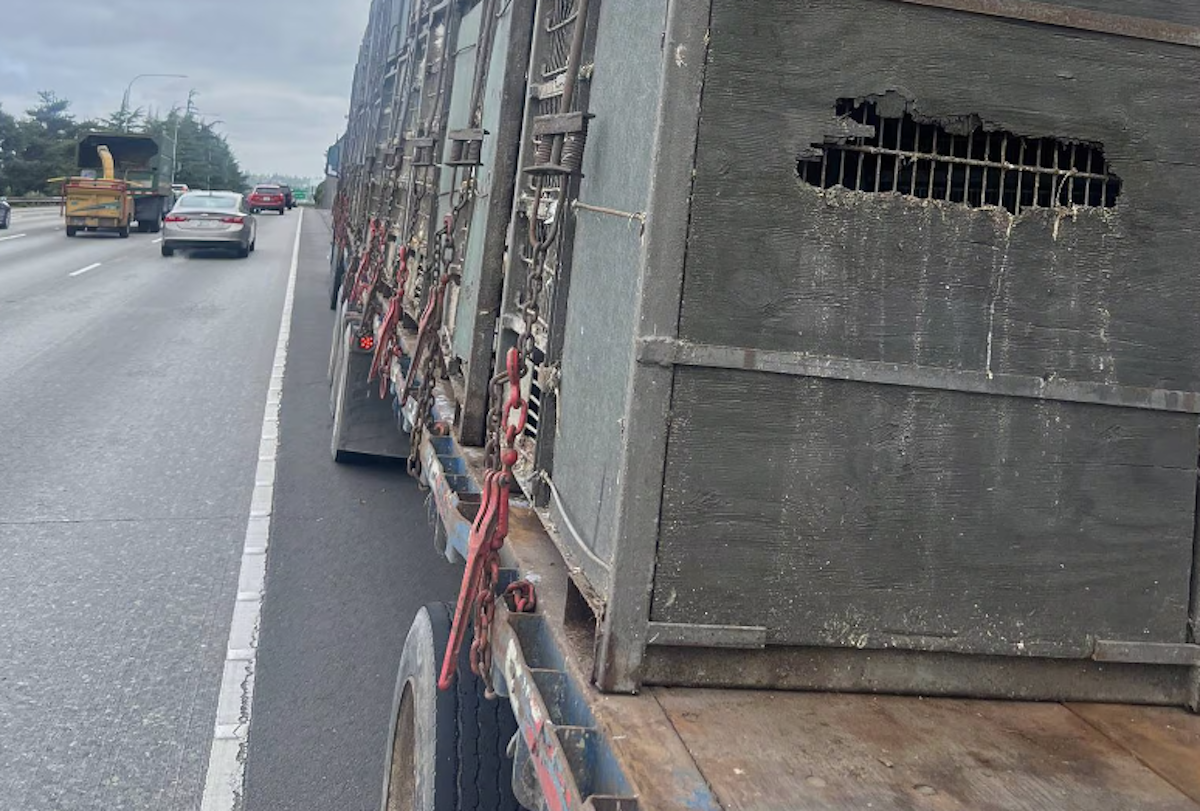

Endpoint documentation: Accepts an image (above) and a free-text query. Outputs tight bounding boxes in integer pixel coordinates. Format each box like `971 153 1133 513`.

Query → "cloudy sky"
0 0 372 178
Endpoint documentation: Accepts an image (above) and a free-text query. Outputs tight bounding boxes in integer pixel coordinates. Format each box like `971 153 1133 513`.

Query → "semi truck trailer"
323 1 1200 809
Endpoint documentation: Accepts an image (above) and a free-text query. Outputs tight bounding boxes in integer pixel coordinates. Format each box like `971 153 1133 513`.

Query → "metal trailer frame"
334 0 1200 713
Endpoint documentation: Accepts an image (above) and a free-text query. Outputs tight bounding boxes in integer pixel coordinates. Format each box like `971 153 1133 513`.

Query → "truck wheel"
452 621 521 811
66 227 77 237
148 218 162 234
118 226 130 239
381 603 520 811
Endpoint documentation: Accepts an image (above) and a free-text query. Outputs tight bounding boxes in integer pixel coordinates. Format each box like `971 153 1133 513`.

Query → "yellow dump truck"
63 145 132 238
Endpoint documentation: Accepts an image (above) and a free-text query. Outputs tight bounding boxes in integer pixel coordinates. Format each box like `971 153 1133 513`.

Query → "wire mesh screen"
798 100 1121 215
542 0 579 81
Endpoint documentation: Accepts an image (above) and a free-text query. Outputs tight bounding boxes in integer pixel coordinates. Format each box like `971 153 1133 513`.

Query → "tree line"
0 91 248 196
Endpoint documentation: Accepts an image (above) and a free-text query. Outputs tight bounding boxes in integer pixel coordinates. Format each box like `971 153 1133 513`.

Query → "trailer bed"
414 420 1200 811
649 691 1200 811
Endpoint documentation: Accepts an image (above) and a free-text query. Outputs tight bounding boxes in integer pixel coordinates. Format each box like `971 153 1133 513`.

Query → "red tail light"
164 214 187 222
220 216 245 224
358 334 375 351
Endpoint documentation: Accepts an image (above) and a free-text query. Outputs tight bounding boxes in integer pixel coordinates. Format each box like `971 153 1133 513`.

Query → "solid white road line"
0 233 28 243
68 262 102 277
152 238 163 244
199 208 303 811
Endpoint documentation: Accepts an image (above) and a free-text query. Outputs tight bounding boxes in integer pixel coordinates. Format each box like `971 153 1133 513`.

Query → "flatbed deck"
414 418 1200 811
653 691 1200 810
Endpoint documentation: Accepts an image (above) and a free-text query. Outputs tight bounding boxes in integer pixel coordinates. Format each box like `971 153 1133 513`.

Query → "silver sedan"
161 191 257 258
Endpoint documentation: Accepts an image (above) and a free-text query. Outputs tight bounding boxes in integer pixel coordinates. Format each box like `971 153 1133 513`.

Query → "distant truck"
64 144 132 238
76 132 172 233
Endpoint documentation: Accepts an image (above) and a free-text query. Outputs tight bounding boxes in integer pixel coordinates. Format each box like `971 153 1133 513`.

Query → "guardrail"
4 197 64 208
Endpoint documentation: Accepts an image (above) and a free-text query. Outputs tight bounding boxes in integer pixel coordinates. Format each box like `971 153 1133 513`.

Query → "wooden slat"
657 689 1200 811
1069 703 1200 805
886 0 1200 48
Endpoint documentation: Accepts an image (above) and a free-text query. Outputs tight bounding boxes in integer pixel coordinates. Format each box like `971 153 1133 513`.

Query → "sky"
0 0 372 179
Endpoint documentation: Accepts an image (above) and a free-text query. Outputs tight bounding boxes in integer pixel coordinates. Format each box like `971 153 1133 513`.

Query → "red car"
247 184 287 215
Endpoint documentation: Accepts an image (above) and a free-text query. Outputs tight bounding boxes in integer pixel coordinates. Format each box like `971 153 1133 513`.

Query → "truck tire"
380 603 520 811
453 627 521 811
66 227 77 237
118 226 130 239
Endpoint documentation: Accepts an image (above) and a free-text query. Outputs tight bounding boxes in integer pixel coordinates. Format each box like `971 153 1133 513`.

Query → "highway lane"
0 210 297 810
0 207 462 810
0 206 67 242
239 212 462 811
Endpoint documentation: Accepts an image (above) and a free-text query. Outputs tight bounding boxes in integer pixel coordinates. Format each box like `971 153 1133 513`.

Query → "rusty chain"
458 179 562 695
404 174 476 480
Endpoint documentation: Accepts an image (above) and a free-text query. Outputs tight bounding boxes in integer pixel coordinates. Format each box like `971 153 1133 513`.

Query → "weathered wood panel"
651 367 1196 656
898 0 1200 29
989 0 1200 28
679 0 1200 392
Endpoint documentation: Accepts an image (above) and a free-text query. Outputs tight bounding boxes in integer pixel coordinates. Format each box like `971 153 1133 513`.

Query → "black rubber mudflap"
331 328 409 462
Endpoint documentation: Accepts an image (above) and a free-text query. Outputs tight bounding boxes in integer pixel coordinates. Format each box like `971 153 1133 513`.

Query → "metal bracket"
410 136 437 167
1092 640 1200 666
636 336 1200 415
524 112 594 176
445 128 488 166
496 611 639 811
647 622 767 649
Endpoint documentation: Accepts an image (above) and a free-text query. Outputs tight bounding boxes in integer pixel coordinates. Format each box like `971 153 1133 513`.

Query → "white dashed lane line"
68 262 102 278
0 233 28 243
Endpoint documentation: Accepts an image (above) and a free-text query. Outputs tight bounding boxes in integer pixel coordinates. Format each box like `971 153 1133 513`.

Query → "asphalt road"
241 212 461 811
0 206 461 811
0 205 289 810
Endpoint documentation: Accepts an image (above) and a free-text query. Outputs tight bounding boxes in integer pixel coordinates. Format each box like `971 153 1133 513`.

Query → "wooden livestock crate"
488 0 1200 704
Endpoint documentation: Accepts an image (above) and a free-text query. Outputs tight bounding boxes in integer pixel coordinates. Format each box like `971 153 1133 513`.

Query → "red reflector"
164 215 187 222
220 216 245 224
358 335 375 351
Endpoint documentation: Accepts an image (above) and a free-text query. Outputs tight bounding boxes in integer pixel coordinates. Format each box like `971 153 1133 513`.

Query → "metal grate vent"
798 100 1121 215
